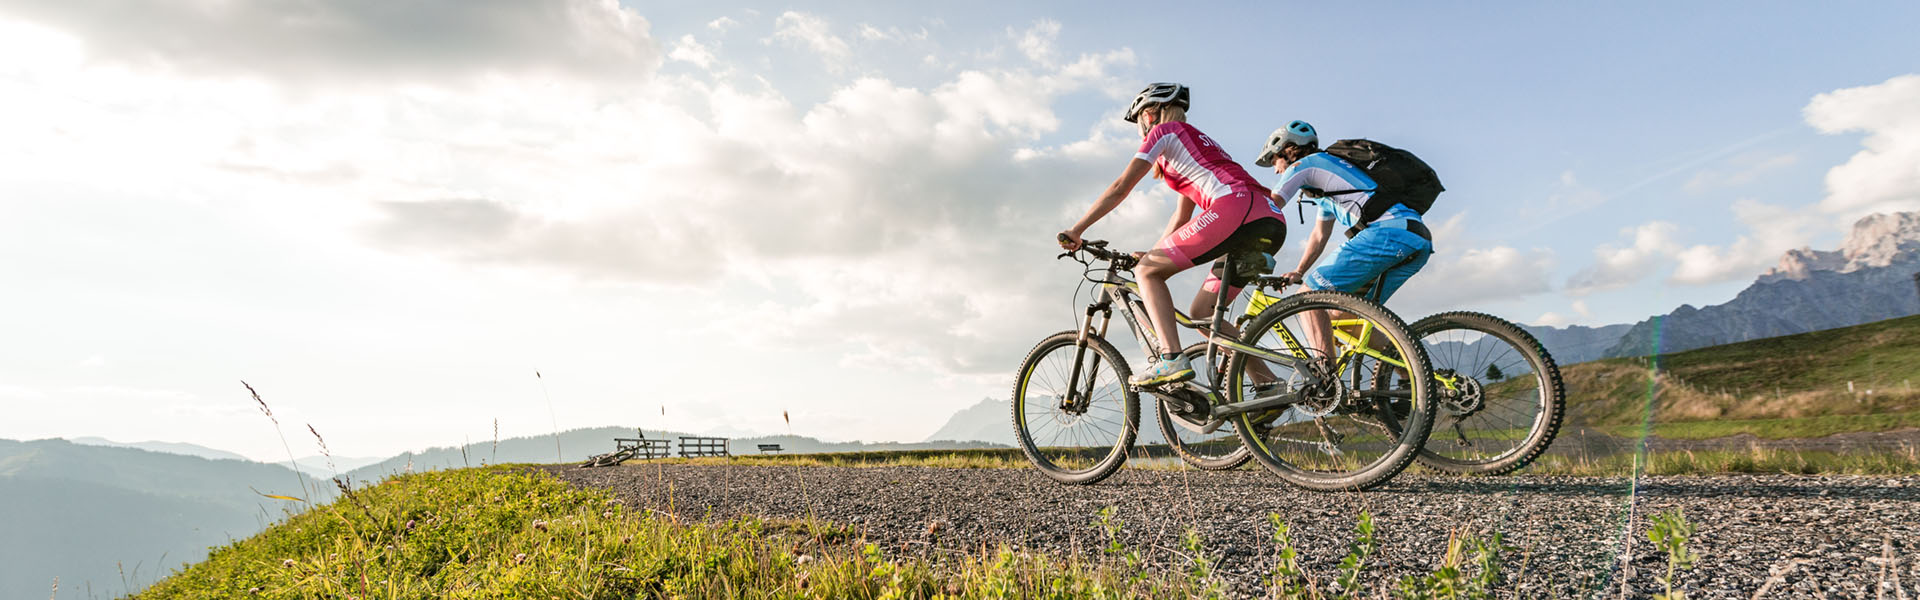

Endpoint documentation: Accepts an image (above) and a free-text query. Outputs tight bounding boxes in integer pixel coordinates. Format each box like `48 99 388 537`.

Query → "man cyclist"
1255 120 1434 365
1058 83 1287 387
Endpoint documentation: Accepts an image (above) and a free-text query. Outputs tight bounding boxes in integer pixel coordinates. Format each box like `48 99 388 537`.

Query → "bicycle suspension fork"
1065 299 1114 414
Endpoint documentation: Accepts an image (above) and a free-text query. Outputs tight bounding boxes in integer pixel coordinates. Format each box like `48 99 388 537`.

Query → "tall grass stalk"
535 371 562 462
243 381 313 505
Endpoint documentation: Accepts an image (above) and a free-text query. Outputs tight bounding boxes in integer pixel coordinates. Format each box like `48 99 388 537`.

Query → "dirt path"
549 464 1920 598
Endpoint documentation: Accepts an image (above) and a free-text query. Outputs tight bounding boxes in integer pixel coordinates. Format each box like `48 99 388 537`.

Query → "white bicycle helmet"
1123 82 1191 123
1254 120 1319 168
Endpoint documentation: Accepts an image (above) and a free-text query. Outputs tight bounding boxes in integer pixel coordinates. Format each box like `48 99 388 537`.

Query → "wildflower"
797 554 814 566
405 519 416 530
513 553 528 564
532 519 549 531
281 559 295 568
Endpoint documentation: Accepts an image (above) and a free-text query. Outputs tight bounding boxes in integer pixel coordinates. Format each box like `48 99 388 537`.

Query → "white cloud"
0 0 660 86
707 16 740 32
1668 199 1814 284
1384 212 1556 315
0 2 1151 452
1015 20 1062 65
1530 300 1591 328
1565 221 1682 295
1395 245 1556 314
668 34 716 69
1805 73 1920 223
772 11 850 66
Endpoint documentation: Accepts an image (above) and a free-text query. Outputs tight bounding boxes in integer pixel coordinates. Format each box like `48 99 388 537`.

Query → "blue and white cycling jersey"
1273 152 1420 229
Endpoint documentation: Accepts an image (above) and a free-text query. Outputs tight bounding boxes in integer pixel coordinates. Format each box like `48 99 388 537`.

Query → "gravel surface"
548 464 1920 598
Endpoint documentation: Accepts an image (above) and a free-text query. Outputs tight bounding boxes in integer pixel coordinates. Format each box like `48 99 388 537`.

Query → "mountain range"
1 439 330 600
1530 211 1920 363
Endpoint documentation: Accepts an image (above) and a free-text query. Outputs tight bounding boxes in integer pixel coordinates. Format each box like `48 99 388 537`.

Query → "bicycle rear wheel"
1405 311 1565 475
1154 344 1251 470
1011 330 1139 485
1226 291 1436 492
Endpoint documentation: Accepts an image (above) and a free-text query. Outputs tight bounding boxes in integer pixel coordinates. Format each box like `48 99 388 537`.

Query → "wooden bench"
756 443 783 454
677 436 731 458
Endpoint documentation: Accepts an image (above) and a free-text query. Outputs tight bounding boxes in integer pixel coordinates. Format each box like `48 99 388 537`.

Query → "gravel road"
549 464 1920 598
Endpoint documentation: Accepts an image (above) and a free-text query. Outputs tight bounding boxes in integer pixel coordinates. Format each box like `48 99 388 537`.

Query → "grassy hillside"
1562 313 1920 437
137 467 1232 599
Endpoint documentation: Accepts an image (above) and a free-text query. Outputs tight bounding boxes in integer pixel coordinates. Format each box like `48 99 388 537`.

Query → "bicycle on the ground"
1010 237 1437 491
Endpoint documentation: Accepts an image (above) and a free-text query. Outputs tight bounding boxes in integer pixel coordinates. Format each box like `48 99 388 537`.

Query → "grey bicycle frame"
1065 254 1329 418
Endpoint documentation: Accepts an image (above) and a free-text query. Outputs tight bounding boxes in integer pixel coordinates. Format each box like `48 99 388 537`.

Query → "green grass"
1523 446 1920 476
1604 411 1920 440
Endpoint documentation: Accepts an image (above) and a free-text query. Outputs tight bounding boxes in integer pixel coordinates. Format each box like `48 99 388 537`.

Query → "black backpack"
1321 139 1444 238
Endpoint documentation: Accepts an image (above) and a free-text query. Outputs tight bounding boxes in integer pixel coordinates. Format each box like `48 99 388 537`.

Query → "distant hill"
345 426 1002 481
289 454 386 477
0 439 327 599
1527 211 1920 364
1563 313 1920 428
68 436 252 462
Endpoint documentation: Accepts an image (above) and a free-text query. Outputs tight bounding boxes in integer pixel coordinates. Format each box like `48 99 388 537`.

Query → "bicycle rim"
1010 331 1139 485
1228 291 1436 491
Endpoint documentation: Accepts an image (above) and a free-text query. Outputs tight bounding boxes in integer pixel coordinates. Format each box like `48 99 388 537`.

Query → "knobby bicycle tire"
1010 330 1139 485
1226 290 1437 492
1405 311 1565 475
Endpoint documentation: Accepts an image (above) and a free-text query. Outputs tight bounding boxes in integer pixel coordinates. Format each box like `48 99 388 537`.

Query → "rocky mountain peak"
1839 211 1920 269
1758 210 1920 283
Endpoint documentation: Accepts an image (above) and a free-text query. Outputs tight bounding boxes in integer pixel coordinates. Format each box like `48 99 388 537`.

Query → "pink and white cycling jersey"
1135 122 1263 210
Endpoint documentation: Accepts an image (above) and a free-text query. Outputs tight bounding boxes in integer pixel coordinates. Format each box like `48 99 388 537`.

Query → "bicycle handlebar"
1056 233 1136 269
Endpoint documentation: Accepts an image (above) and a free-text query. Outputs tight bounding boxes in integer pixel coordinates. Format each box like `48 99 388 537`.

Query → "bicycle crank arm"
1209 392 1303 419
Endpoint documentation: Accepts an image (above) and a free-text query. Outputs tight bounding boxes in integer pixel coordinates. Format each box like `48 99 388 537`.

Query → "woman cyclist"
1255 120 1434 364
1058 83 1287 387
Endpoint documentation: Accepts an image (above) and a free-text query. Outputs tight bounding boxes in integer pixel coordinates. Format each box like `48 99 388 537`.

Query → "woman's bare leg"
1134 250 1183 355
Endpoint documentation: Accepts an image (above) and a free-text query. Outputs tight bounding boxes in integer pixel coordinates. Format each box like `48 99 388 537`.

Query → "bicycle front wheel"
1011 330 1139 485
1227 290 1436 492
1406 311 1565 475
1156 343 1250 470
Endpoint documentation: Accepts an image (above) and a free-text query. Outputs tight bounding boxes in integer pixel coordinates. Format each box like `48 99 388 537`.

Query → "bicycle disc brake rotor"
1440 370 1485 416
1291 372 1345 419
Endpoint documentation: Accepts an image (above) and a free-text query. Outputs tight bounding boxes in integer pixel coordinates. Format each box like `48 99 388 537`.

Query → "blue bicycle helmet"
1254 120 1319 168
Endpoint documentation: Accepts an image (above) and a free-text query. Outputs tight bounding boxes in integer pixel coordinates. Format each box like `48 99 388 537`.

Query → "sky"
2 1 1918 461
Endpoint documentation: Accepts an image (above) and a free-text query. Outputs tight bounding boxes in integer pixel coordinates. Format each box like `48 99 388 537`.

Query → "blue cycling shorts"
1305 225 1432 303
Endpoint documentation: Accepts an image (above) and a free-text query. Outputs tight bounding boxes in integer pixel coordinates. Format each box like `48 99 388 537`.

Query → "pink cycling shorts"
1152 186 1287 302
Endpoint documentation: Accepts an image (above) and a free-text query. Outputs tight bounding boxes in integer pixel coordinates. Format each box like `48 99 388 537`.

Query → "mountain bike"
1223 283 1565 476
1010 237 1437 490
1401 312 1565 475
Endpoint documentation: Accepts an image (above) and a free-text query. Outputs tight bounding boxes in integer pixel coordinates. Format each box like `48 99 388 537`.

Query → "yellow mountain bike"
1171 284 1567 477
